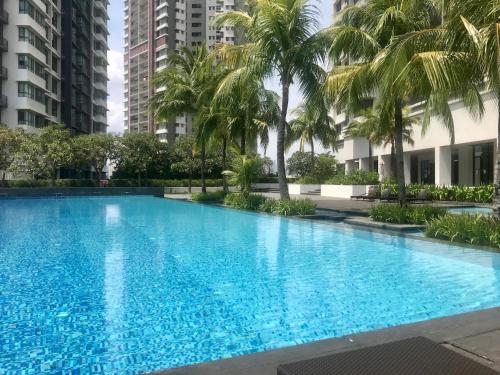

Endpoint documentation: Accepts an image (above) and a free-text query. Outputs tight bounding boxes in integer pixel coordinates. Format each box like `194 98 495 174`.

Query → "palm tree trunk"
201 141 207 193
222 136 228 193
368 141 373 172
278 79 291 200
494 95 500 215
390 141 397 179
394 101 407 206
1 171 5 187
495 94 500 188
241 128 246 156
310 140 315 170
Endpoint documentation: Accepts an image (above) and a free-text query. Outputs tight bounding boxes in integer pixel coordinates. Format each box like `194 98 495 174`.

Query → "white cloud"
107 49 124 82
107 49 124 134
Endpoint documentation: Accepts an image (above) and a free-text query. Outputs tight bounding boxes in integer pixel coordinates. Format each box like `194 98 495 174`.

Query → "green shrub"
326 170 379 185
224 193 268 211
426 214 500 249
296 176 321 184
4 179 96 188
191 191 226 203
260 198 316 216
379 183 495 203
370 204 447 225
109 179 226 188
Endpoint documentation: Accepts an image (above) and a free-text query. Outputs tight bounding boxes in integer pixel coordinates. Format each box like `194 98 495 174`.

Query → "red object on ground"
99 179 109 187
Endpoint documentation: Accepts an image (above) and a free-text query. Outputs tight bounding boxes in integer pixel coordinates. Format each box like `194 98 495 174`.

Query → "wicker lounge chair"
277 336 498 375
408 189 432 203
380 188 398 202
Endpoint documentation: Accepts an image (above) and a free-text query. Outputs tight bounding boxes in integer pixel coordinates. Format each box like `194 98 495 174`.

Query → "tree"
151 44 227 193
115 133 161 186
313 153 338 183
287 151 338 183
73 133 117 183
324 0 482 205
287 151 315 178
287 99 336 168
216 0 326 200
9 125 73 185
0 126 22 185
440 0 500 185
170 135 201 193
213 70 280 156
345 106 418 178
223 154 266 195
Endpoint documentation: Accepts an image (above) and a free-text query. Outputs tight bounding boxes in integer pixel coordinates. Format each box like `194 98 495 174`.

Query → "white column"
435 146 452 186
378 157 385 181
345 160 353 173
403 153 411 185
360 158 370 171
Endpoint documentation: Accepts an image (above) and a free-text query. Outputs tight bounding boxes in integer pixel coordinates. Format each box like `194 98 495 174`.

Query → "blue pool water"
448 207 494 215
2 196 500 373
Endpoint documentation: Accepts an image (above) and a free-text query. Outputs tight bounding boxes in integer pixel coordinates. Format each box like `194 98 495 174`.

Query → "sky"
106 0 334 156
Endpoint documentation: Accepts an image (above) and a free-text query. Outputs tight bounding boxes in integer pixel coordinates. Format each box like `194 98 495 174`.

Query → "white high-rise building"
332 0 498 187
123 0 242 143
1 0 109 134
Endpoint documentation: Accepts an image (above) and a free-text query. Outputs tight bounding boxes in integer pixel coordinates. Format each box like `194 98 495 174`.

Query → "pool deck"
153 306 500 374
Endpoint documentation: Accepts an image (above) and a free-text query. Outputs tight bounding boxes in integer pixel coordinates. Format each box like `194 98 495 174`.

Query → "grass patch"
370 204 447 225
224 193 268 211
426 214 500 249
326 170 380 185
191 191 226 203
223 193 316 216
260 198 316 216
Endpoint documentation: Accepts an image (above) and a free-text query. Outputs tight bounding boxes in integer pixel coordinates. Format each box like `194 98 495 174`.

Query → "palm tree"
287 99 336 168
223 154 266 195
323 0 482 205
345 106 418 178
443 0 500 186
213 73 280 156
151 44 226 193
215 0 326 200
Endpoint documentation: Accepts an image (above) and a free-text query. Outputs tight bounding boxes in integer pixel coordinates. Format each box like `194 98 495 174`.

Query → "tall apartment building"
123 0 242 143
0 0 109 134
332 0 498 187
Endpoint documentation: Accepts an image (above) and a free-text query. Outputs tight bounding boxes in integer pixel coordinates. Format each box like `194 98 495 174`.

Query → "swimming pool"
1 196 500 373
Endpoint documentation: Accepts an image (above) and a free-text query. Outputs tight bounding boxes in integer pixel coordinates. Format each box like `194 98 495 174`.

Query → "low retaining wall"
288 184 321 195
321 185 374 199
164 186 238 194
0 187 165 198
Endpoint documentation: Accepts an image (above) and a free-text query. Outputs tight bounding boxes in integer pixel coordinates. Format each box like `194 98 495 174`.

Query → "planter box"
321 185 373 199
288 184 321 195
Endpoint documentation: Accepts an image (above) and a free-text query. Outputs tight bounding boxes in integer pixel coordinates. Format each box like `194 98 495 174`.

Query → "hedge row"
1 179 227 188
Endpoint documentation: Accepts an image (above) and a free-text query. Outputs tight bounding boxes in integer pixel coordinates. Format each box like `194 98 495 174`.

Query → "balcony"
0 66 7 79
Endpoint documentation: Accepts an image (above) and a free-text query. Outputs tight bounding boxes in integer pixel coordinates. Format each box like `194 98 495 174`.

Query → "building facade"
0 0 109 134
123 0 241 143
332 0 498 187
